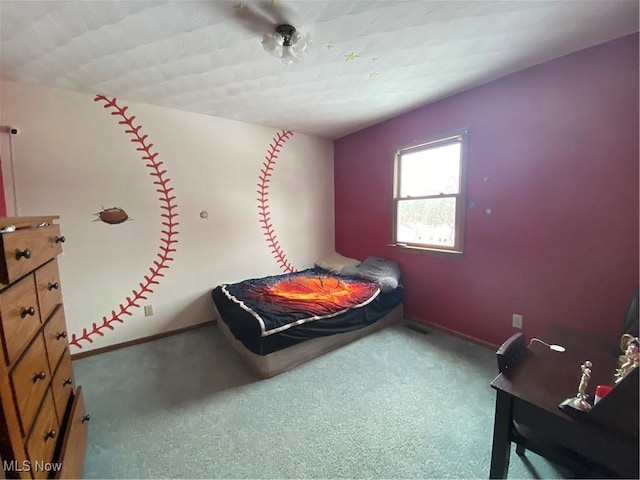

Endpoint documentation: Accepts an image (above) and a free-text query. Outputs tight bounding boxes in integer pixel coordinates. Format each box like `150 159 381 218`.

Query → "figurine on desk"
615 336 639 384
560 360 593 412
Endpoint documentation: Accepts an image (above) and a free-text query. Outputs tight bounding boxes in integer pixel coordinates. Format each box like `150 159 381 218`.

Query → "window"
392 128 468 253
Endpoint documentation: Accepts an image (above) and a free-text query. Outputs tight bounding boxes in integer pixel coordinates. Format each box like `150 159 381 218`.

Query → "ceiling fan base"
276 24 296 46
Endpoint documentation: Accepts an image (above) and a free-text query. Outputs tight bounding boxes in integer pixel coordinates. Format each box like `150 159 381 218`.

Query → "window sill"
387 243 463 256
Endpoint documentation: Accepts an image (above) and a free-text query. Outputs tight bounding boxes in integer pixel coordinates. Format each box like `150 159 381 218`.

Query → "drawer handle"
56 331 67 340
55 235 66 243
15 248 31 260
62 378 73 386
48 282 60 290
82 414 91 423
20 306 35 318
32 371 46 382
44 429 56 441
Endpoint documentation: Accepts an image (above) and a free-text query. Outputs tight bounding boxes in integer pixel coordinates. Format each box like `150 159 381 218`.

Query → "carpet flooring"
73 322 572 479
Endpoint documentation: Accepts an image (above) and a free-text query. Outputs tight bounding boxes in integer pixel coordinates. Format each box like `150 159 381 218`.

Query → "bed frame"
213 302 404 378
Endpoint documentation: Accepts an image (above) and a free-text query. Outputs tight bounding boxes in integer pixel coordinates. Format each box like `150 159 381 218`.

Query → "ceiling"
1 1 638 139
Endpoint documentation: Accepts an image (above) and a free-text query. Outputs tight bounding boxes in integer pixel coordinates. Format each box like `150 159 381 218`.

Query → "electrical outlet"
144 305 154 317
512 314 523 329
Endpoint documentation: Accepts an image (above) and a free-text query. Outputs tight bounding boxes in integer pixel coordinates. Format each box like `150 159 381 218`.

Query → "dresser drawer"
51 351 75 422
55 387 89 480
25 389 59 480
0 274 41 364
0 224 64 285
11 334 52 435
35 260 63 323
43 306 68 374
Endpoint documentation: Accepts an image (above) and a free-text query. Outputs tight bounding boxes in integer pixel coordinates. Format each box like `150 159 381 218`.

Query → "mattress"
214 302 404 378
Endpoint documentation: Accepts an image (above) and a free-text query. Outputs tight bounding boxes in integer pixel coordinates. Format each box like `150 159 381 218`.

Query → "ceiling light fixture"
262 24 309 65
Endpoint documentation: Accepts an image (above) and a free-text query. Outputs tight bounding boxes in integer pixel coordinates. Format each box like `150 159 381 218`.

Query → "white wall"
0 81 334 354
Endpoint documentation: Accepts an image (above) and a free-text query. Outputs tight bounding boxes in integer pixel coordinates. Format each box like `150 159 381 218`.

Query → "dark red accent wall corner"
0 154 7 217
334 33 639 346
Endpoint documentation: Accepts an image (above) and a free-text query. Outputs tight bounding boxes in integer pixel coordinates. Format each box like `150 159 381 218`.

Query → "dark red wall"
334 34 639 346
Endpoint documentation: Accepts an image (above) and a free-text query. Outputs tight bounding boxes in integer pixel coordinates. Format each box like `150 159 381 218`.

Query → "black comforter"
211 268 404 355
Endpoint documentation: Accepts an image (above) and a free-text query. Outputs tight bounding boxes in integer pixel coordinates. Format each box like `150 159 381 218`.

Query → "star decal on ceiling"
369 72 379 78
234 2 248 14
344 52 360 62
326 44 335 50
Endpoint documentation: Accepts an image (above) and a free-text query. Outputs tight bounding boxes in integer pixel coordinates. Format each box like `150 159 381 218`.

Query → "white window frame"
392 128 469 254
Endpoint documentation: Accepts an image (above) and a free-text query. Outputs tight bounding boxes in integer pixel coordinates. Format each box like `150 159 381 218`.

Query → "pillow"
348 256 402 292
315 252 361 274
340 265 360 277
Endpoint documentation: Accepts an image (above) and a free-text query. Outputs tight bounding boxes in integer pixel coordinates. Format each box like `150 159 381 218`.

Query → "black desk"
489 325 639 478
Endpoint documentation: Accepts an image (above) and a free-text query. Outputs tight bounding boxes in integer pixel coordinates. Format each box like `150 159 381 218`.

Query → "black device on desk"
489 325 639 479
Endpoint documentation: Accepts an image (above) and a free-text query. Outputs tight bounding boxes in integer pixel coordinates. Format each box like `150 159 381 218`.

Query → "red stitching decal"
68 96 180 350
257 130 296 273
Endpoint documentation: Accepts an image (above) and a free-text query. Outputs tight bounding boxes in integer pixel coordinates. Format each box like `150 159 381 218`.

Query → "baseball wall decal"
68 96 180 350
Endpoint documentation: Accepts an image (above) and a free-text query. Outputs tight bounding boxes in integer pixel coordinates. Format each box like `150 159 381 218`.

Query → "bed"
211 255 404 378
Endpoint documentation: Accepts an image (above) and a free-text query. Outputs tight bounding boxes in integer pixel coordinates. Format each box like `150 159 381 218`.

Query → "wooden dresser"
0 216 88 479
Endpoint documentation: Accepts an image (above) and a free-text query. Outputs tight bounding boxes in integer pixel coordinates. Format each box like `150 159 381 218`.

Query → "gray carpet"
73 322 571 479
